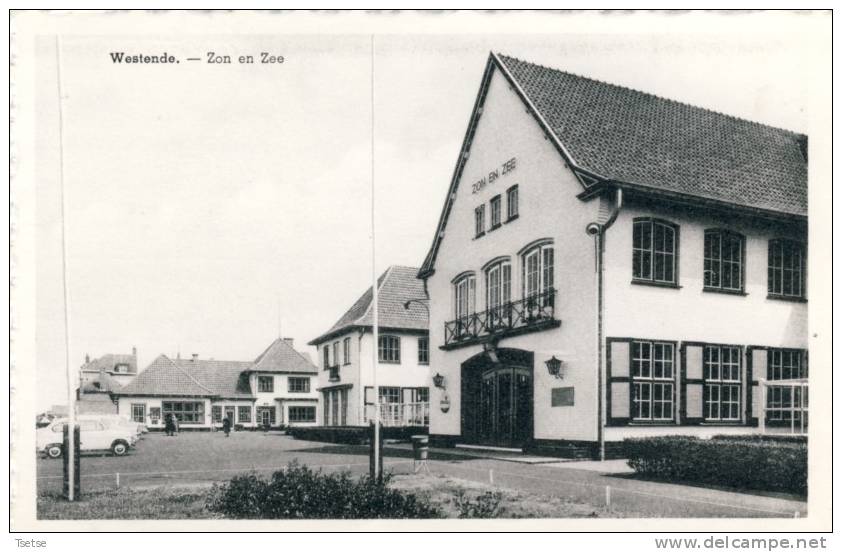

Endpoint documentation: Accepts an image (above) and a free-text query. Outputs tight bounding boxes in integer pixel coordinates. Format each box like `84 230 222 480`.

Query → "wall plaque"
551 386 574 407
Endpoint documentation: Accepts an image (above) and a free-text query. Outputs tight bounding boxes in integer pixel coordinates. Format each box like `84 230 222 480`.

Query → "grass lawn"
390 473 630 518
38 485 220 520
38 474 630 519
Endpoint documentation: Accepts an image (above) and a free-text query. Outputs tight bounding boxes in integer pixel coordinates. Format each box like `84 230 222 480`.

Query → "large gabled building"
419 53 808 458
113 337 319 429
309 266 431 428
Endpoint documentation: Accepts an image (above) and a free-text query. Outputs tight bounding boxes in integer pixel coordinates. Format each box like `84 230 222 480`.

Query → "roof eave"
579 180 807 223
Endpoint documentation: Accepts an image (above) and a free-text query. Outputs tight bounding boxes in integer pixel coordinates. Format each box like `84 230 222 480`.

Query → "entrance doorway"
461 349 533 448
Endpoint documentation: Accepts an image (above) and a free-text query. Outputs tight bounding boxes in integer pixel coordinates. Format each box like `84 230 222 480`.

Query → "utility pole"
370 34 380 480
56 35 77 501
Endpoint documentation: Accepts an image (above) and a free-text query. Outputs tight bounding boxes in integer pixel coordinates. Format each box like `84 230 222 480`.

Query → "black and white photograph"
8 8 833 539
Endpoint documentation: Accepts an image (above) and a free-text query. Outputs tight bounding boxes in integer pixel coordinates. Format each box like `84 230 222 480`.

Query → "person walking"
173 415 179 436
164 413 175 437
222 415 231 437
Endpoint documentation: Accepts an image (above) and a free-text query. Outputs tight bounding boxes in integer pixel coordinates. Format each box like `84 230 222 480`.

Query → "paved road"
36 431 806 518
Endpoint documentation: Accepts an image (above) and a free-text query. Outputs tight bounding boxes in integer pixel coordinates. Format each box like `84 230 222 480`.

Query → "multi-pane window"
766 349 808 424
237 405 251 423
506 185 519 220
131 403 146 423
486 260 512 327
768 239 806 299
633 219 677 284
332 342 339 366
212 405 222 423
704 230 744 292
454 274 476 320
288 377 310 393
323 346 330 369
162 401 204 424
490 195 502 228
258 375 274 393
149 407 161 424
289 406 316 423
418 337 429 364
379 386 401 404
522 243 554 306
378 335 401 363
631 341 675 421
475 205 486 237
703 346 741 421
768 349 807 380
343 337 351 364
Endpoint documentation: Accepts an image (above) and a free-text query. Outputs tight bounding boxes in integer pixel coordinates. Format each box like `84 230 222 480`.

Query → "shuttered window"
631 341 675 421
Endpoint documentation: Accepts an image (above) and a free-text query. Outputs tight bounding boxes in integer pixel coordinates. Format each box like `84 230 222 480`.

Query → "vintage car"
36 417 138 458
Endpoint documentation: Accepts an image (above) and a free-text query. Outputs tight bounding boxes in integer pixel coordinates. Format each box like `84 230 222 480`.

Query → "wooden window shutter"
606 340 631 425
681 343 705 425
747 347 767 426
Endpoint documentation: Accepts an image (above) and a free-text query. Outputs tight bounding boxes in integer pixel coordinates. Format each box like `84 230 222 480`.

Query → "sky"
32 28 812 410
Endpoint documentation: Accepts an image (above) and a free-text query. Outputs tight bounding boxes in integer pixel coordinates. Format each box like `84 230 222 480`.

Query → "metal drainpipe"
587 188 622 461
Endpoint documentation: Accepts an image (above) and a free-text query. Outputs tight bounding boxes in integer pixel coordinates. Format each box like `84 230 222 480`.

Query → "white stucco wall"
426 66 600 442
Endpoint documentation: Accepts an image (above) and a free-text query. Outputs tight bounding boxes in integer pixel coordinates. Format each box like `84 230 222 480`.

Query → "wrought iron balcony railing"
443 288 559 348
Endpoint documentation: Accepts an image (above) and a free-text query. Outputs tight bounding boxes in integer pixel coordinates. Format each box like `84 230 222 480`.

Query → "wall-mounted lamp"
545 356 565 379
432 372 446 389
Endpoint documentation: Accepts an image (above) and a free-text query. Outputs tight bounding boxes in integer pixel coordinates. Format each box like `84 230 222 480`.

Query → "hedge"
624 436 807 496
206 461 442 519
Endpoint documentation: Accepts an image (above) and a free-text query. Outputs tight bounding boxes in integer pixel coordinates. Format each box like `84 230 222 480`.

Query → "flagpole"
371 34 380 478
56 35 76 501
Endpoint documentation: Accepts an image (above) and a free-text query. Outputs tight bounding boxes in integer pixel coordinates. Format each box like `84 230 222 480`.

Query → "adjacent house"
308 266 431 428
112 338 319 429
418 53 808 458
76 347 138 414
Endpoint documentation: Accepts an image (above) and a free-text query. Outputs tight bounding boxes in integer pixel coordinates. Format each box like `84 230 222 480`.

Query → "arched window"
452 272 476 321
520 240 554 306
632 218 678 285
485 258 512 328
768 239 806 300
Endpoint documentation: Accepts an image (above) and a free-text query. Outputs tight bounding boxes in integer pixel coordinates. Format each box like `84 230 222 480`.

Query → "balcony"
328 366 340 382
443 288 560 349
362 402 430 427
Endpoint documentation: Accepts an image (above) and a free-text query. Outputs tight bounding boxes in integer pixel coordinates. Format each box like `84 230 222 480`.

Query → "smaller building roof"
80 350 137 375
80 372 124 394
116 354 253 399
308 265 429 345
251 337 318 374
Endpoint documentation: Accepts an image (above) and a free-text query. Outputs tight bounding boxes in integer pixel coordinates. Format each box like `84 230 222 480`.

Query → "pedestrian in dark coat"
222 416 231 437
164 413 175 436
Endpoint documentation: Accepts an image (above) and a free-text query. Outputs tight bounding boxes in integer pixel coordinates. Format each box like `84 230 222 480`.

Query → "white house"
309 266 431 428
418 53 808 458
113 338 319 430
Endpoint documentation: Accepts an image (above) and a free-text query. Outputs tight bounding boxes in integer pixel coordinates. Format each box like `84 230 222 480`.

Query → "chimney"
282 337 294 347
192 353 199 362
85 354 90 363
132 346 137 357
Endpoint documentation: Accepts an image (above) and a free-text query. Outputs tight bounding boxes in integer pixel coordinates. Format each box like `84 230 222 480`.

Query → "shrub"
452 489 504 518
624 436 807 496
206 461 442 519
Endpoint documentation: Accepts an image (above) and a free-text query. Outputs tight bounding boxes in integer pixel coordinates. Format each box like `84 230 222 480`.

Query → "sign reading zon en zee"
471 157 517 194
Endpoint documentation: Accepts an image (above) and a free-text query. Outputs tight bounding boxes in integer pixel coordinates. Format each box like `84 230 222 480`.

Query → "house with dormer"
112 337 319 429
309 266 431 428
419 53 808 458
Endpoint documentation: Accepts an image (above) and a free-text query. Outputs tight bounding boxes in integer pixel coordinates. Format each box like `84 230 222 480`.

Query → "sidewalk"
395 445 807 518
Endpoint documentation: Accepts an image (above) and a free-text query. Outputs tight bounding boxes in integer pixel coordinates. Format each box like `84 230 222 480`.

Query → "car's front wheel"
45 444 62 459
111 440 129 456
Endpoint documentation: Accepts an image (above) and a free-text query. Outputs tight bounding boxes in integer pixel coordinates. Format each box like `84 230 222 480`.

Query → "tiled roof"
496 54 807 217
80 352 137 374
419 53 808 278
80 372 123 394
116 355 253 399
251 338 318 374
309 266 428 345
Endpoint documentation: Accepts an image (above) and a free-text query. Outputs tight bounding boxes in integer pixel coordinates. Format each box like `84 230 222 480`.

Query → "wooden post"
116 472 120 488
605 485 612 511
489 469 494 485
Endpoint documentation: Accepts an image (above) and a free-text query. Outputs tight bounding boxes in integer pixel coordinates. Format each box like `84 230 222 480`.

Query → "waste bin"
411 435 429 461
